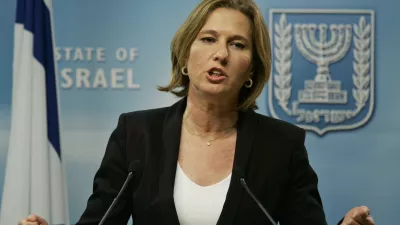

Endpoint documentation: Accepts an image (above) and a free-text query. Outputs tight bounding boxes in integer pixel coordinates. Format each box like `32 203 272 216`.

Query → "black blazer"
76 97 331 225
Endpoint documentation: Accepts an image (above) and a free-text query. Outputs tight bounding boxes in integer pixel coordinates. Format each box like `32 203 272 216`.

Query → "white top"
173 163 232 225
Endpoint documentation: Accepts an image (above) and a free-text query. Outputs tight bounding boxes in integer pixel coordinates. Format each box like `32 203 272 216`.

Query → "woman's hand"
341 206 375 225
18 214 48 225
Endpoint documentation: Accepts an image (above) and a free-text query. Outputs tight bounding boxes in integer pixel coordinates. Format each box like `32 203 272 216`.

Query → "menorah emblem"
294 23 352 104
269 9 375 135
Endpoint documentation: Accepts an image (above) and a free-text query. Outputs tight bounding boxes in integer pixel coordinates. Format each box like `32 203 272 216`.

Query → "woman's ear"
249 65 254 78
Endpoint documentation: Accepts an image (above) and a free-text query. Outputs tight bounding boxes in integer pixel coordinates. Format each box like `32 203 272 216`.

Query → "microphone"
239 177 278 225
98 160 142 225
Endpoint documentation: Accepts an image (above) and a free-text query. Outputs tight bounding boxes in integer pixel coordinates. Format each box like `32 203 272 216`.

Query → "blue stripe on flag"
16 0 61 158
15 0 26 25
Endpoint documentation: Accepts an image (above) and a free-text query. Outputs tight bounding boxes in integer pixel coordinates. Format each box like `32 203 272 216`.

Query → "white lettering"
130 48 139 62
59 68 141 89
97 48 106 62
73 48 84 61
76 68 91 88
60 68 73 88
64 47 73 61
56 47 106 62
127 68 140 89
55 47 61 61
92 68 108 88
294 107 355 124
85 47 94 61
116 48 128 62
111 68 125 88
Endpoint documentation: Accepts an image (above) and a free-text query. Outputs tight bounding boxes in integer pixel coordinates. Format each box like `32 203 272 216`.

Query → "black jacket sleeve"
278 131 328 225
76 113 132 225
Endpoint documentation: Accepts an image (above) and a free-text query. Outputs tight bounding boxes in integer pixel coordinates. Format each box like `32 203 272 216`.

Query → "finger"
26 222 39 225
342 219 361 225
35 215 47 225
360 205 370 218
351 207 370 223
18 219 27 225
364 215 375 225
27 214 37 222
26 214 47 225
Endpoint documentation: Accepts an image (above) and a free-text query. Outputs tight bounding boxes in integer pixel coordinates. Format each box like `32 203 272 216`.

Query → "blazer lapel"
157 98 258 225
158 98 186 225
217 109 258 225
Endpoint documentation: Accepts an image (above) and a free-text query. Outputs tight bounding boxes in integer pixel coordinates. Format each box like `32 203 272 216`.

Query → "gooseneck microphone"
239 177 278 225
98 160 142 225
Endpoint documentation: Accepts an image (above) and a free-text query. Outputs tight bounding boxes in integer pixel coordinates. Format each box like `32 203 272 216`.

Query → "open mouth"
208 71 224 77
206 68 227 82
207 68 227 77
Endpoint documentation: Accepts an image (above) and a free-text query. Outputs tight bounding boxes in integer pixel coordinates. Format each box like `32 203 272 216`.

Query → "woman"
19 0 375 224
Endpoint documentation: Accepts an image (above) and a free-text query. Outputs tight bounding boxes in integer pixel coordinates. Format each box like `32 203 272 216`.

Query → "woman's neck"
184 92 238 134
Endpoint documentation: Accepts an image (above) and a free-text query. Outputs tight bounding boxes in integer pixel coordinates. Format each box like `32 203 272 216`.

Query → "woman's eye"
201 37 216 43
232 42 245 49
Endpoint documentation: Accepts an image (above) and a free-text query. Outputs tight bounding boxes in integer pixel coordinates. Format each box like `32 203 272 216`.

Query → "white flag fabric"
0 0 70 224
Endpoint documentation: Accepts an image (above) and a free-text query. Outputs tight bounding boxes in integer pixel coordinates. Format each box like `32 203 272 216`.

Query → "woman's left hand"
341 206 375 225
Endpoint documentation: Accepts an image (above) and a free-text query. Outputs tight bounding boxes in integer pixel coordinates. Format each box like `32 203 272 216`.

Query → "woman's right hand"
18 214 48 225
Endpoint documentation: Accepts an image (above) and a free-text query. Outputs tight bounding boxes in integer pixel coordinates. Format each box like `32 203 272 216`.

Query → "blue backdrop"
0 0 399 224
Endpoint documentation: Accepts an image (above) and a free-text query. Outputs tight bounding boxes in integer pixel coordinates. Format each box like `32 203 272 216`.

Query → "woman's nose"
213 44 229 65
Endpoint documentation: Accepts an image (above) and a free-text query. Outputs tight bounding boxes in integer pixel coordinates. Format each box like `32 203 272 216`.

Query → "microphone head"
128 160 142 173
233 167 247 187
239 177 246 186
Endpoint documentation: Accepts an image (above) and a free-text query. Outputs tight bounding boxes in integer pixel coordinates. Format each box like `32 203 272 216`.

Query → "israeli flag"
0 0 70 224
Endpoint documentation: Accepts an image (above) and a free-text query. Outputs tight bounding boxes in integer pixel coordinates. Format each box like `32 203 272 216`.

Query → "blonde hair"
158 0 271 110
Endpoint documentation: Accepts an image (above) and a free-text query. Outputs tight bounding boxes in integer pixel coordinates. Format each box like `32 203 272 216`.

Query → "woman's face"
186 8 253 101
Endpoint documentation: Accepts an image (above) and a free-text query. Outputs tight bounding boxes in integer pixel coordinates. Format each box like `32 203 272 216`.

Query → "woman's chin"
200 86 227 96
190 83 233 98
